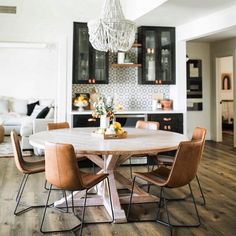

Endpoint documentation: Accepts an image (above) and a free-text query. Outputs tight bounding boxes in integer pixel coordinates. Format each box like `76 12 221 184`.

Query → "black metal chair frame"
149 161 206 205
40 177 114 235
127 176 201 236
14 173 47 216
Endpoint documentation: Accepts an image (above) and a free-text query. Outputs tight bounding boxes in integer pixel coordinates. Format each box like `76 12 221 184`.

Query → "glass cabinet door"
159 29 175 84
138 26 175 85
92 50 108 84
73 23 90 83
73 22 108 84
143 30 156 82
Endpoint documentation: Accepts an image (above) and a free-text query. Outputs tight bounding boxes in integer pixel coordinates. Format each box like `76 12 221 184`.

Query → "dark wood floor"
0 134 236 236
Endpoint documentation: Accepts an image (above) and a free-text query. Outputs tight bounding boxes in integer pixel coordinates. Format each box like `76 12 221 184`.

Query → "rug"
0 136 33 158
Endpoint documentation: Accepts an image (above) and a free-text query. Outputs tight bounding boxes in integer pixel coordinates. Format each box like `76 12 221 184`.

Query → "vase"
100 115 110 129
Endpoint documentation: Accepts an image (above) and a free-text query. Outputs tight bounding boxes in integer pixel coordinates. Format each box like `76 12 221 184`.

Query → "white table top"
29 128 188 155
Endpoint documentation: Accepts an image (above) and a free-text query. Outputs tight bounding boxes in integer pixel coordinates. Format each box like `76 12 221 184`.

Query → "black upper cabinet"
138 26 175 85
73 22 109 84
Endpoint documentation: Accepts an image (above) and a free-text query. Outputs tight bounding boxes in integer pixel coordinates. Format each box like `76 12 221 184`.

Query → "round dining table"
29 127 188 223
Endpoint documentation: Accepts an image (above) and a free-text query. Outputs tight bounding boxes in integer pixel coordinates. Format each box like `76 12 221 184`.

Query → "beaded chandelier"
87 0 137 52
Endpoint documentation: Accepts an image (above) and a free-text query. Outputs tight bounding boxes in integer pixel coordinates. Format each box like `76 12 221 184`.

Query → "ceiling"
135 0 236 42
1 0 236 42
190 27 236 42
135 0 236 27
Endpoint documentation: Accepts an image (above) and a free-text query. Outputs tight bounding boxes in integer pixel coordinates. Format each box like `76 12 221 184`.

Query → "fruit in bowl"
109 122 125 135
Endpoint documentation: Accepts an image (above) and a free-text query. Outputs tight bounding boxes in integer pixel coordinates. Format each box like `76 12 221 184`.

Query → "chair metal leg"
14 174 29 215
162 188 173 236
63 190 69 213
196 175 206 205
188 183 201 226
40 184 81 234
71 191 75 214
129 158 133 179
14 174 45 216
156 185 201 232
127 176 136 218
44 180 61 191
16 174 27 202
156 187 163 219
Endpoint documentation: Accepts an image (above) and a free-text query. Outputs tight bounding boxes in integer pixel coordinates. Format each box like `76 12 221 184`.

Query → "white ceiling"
191 27 236 42
135 0 236 27
1 0 236 42
135 0 236 42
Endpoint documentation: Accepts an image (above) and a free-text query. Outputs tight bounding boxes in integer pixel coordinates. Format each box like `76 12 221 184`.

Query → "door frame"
215 55 235 146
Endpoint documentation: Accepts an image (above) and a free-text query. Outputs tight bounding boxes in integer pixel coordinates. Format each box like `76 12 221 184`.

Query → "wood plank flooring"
0 134 236 236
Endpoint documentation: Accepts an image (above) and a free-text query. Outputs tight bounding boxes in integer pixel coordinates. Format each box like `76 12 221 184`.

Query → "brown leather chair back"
136 120 160 130
166 140 202 188
47 122 70 130
191 127 206 142
45 142 84 191
11 130 26 173
192 127 206 160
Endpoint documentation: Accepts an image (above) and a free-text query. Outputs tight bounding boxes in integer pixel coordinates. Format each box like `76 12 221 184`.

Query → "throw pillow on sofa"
36 106 50 118
11 99 28 115
27 101 39 116
0 100 8 113
31 105 47 118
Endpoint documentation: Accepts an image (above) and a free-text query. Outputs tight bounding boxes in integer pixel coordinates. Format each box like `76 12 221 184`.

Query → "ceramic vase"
100 115 110 129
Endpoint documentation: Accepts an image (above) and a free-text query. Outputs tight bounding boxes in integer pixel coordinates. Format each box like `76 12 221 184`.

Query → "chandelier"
87 0 137 52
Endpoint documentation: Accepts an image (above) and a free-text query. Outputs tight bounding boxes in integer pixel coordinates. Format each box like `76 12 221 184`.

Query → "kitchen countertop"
71 109 185 115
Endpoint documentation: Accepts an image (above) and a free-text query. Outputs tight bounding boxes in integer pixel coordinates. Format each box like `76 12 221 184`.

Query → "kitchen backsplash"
72 52 170 110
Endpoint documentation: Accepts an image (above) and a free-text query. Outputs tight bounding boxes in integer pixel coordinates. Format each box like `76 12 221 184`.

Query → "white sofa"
0 96 54 150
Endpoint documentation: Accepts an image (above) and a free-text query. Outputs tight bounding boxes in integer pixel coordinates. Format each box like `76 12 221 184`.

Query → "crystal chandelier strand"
88 0 136 52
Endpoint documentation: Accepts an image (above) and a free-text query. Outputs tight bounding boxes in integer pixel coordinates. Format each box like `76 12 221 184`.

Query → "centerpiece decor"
92 95 115 129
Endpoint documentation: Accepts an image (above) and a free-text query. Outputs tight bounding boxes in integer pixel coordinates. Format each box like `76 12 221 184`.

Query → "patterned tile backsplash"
72 51 170 110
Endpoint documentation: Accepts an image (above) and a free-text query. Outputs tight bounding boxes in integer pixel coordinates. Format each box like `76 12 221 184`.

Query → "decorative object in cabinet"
73 22 109 84
110 43 142 68
138 26 175 85
186 59 203 111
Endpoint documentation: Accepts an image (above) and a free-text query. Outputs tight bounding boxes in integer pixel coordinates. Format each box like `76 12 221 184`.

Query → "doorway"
215 56 234 143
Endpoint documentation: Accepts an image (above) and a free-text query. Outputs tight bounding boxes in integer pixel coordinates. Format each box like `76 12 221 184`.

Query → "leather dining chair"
155 127 207 205
47 121 95 171
41 142 114 235
47 122 70 130
128 120 160 178
11 130 45 215
127 140 203 236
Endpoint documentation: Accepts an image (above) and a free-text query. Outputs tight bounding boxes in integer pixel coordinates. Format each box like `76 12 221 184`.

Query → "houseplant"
92 95 115 129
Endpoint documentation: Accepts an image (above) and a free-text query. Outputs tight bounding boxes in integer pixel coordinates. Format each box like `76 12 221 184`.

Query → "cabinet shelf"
111 63 142 68
132 43 142 48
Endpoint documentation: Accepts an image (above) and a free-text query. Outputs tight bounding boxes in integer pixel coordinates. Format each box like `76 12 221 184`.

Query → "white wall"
177 5 236 145
186 42 211 139
0 44 57 100
0 0 166 122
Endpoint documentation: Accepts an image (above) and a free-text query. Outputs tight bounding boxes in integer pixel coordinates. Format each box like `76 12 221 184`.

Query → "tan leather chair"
128 140 202 235
47 122 70 130
47 121 95 175
11 130 45 215
128 120 160 178
40 142 114 235
156 127 207 205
